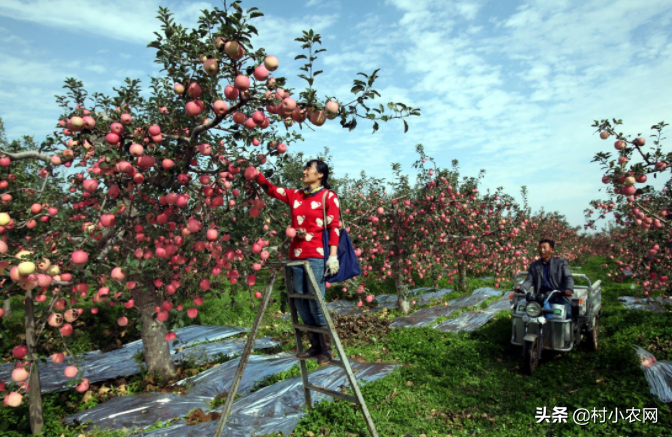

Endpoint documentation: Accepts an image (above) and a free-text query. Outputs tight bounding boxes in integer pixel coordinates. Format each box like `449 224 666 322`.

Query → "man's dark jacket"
519 256 574 294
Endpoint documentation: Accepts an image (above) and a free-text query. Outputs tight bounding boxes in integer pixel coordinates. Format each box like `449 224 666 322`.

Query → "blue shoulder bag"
321 190 361 282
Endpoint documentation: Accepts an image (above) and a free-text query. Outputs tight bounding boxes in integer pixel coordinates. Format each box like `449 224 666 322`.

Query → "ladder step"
288 293 316 300
306 384 359 404
329 359 345 368
293 324 330 335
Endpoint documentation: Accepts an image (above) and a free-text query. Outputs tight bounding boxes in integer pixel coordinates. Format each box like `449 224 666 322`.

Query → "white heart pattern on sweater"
276 188 286 196
328 192 334 199
315 218 323 227
305 232 314 242
310 201 321 209
297 215 305 225
335 228 340 236
326 215 334 225
293 200 302 209
334 197 339 208
294 248 302 257
316 247 324 256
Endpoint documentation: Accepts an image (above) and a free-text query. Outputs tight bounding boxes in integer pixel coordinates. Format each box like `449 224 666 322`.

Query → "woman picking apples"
252 160 340 365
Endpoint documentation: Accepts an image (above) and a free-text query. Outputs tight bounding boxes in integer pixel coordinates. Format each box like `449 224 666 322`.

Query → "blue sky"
1 0 672 232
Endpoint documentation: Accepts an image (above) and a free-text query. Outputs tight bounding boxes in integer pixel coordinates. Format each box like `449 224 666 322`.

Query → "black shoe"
296 331 320 360
317 333 333 366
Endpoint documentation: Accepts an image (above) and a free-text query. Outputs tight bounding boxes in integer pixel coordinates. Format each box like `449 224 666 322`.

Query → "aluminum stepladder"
213 260 379 437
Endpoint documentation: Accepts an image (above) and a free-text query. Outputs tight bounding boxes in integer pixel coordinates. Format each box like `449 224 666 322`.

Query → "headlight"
526 302 542 317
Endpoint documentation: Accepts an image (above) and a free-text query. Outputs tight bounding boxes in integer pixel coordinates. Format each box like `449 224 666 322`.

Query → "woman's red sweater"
256 174 341 260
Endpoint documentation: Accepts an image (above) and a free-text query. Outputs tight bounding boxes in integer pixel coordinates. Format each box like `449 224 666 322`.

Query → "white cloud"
85 64 107 74
360 0 672 228
0 0 206 45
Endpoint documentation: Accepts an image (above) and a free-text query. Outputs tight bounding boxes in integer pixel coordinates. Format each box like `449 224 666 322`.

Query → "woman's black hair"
305 159 331 189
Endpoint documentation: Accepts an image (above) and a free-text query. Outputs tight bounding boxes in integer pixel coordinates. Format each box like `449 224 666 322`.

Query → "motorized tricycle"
510 273 602 375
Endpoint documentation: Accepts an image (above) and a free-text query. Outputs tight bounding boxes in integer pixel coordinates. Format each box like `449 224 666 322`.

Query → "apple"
18 262 35 275
224 85 239 100
186 101 203 117
244 166 259 180
264 55 279 71
232 112 246 124
70 116 84 131
12 345 28 360
71 250 89 265
213 100 228 115
224 41 241 57
309 110 326 126
254 64 269 81
203 58 218 75
51 352 65 364
75 378 90 392
64 366 78 378
187 83 201 98
5 392 22 407
234 75 250 91
325 101 339 119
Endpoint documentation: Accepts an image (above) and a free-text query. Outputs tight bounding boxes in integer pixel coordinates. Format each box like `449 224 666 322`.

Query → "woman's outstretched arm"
254 172 292 206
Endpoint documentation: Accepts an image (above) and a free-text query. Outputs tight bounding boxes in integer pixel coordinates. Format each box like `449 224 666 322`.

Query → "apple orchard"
586 120 672 298
0 2 617 435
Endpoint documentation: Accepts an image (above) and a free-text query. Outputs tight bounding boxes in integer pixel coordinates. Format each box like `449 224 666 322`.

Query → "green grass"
2 256 672 436
287 256 672 437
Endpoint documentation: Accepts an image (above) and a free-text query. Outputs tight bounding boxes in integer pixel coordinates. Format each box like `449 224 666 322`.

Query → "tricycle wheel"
587 314 599 351
523 339 539 375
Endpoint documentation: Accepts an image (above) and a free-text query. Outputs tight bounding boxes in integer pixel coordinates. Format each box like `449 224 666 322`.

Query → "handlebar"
522 289 570 305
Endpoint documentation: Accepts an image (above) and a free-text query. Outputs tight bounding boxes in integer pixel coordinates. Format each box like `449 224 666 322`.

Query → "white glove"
326 256 339 276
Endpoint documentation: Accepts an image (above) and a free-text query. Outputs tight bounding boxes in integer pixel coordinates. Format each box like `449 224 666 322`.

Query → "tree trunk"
458 262 468 292
393 250 410 315
132 283 176 381
3 297 11 319
24 289 43 435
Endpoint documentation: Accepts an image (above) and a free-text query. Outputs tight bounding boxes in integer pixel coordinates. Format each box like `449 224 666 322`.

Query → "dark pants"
291 258 327 327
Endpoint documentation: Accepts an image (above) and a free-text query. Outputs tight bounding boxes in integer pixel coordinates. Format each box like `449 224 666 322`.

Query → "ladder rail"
212 267 280 437
302 261 380 437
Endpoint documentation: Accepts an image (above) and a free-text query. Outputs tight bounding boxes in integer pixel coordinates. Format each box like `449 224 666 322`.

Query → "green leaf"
249 11 264 18
294 54 307 60
404 120 409 133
